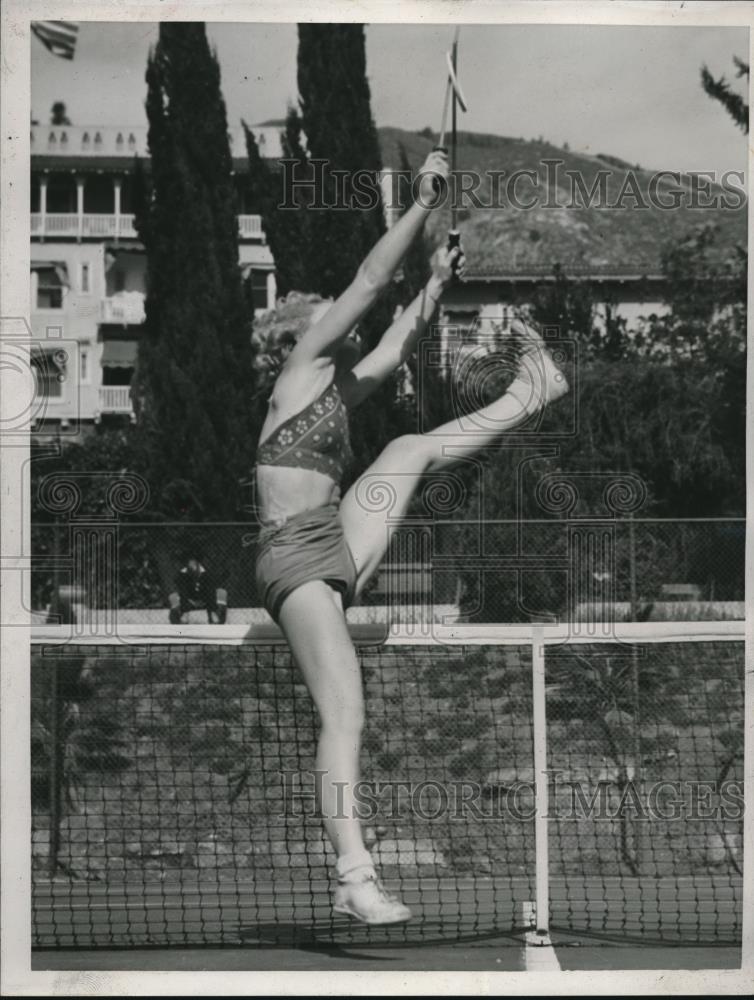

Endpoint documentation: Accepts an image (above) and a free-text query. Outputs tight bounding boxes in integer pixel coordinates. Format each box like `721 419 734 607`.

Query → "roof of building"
463 264 665 281
31 155 253 173
32 155 140 173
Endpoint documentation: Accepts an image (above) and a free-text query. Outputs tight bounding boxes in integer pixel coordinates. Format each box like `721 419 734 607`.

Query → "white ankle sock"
336 849 375 881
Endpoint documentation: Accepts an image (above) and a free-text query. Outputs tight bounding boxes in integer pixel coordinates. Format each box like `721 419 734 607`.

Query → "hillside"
377 126 748 275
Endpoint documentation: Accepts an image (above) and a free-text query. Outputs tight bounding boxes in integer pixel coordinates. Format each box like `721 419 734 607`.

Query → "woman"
254 150 567 924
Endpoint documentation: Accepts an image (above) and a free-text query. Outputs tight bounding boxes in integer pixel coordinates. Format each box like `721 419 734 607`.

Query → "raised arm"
339 244 466 408
288 150 450 366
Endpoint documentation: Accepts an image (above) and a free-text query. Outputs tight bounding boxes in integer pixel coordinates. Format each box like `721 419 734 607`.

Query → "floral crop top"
256 382 352 482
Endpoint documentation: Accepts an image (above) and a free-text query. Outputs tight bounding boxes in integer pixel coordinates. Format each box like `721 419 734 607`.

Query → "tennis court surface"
30 622 745 972
32 877 742 972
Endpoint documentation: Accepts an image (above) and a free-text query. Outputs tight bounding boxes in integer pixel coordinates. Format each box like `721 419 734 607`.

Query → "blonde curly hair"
251 291 333 383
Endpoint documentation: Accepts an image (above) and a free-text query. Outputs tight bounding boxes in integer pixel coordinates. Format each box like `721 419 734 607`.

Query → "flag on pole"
31 21 78 60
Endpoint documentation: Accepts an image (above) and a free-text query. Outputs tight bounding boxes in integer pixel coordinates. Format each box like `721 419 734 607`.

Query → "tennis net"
30 622 744 948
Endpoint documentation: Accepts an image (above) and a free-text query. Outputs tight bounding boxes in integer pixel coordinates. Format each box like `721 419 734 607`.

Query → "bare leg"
277 580 368 860
341 319 567 591
277 579 412 923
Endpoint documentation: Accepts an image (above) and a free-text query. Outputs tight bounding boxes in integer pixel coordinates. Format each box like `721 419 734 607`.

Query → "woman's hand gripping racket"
430 242 467 288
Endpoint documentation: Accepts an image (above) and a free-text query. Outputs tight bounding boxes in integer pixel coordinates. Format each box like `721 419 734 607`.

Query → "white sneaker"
333 871 412 925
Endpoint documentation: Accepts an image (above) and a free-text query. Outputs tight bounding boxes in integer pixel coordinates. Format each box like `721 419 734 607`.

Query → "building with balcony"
30 123 279 434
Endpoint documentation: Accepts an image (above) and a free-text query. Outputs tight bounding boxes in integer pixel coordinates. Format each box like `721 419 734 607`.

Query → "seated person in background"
169 557 227 624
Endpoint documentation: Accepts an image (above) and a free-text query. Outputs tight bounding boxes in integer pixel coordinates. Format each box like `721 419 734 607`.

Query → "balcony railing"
98 386 133 414
238 215 263 237
101 295 146 325
31 213 264 241
32 125 149 158
31 213 137 239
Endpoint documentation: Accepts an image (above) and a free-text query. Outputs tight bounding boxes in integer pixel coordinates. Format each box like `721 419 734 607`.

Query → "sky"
31 21 750 177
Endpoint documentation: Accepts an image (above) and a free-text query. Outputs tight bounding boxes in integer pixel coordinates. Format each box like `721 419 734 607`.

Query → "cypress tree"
243 106 311 297
296 24 413 471
132 22 256 520
296 24 386 301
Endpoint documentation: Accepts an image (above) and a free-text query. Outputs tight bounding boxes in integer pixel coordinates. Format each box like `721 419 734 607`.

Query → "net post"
531 624 550 937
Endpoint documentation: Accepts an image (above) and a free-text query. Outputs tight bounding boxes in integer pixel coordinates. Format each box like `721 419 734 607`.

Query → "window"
80 349 89 384
45 174 76 213
30 176 40 212
101 365 134 387
35 267 65 309
81 263 90 293
250 268 269 310
32 349 66 398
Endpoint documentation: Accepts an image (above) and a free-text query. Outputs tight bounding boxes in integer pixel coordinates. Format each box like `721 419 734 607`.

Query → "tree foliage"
458 218 746 535
293 23 406 476
528 264 632 362
295 24 386 301
701 57 749 134
640 224 746 362
131 22 256 520
29 430 164 611
633 225 746 512
243 106 312 298
248 26 386 304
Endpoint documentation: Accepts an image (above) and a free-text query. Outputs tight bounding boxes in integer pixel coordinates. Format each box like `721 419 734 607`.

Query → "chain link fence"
30 518 744 624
